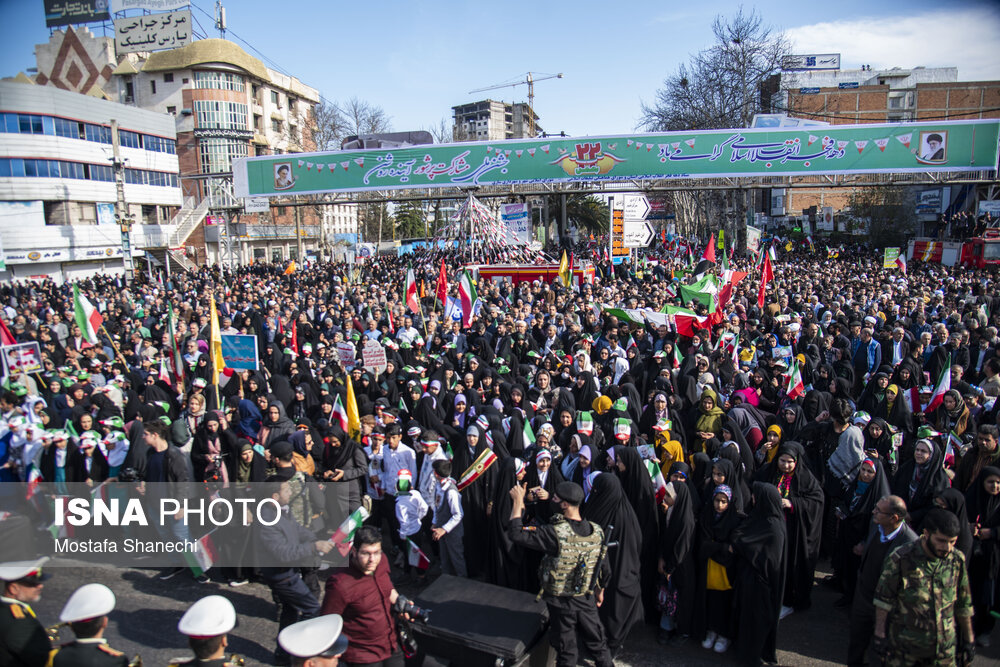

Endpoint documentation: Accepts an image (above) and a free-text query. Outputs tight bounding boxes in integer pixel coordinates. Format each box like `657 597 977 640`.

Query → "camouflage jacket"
873 538 973 659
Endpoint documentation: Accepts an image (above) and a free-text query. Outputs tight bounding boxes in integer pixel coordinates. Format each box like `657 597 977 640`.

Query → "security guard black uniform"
508 481 614 667
0 559 52 667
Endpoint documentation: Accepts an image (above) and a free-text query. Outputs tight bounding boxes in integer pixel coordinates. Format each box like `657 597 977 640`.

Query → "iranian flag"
184 529 219 577
405 267 420 314
330 506 370 556
457 448 498 491
332 394 349 431
458 270 477 328
924 356 952 414
158 357 171 384
406 538 430 571
757 252 774 309
786 358 805 400
73 284 103 345
903 385 924 413
645 459 668 504
896 255 907 276
25 467 42 500
523 420 536 449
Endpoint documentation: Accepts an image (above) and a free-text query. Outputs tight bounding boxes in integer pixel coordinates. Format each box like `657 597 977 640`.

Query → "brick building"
772 67 1000 225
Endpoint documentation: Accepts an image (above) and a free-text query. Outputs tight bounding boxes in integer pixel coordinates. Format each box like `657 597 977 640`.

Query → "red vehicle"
960 229 1000 269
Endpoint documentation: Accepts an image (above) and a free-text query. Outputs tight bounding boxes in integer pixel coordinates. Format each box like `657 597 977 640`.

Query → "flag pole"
99 324 129 367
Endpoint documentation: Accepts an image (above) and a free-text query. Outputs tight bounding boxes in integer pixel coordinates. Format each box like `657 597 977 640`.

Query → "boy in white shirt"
394 469 428 579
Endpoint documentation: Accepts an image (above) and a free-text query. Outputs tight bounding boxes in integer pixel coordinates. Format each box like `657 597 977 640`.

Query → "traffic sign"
623 219 655 248
610 209 629 264
622 194 650 221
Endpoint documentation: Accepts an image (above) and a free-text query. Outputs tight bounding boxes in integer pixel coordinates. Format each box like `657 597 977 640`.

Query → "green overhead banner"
233 120 1000 198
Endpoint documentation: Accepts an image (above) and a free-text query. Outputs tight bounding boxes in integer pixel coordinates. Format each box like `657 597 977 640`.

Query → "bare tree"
339 97 392 139
639 7 788 243
307 101 348 151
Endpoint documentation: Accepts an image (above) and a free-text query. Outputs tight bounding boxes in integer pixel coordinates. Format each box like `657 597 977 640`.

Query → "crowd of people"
0 234 998 666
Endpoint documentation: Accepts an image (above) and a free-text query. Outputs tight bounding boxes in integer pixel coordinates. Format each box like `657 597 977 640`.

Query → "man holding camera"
508 481 613 667
321 526 419 667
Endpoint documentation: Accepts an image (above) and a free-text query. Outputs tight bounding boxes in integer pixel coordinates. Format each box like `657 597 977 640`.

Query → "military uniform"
52 638 128 667
167 658 235 666
873 539 973 666
0 595 51 667
509 514 613 667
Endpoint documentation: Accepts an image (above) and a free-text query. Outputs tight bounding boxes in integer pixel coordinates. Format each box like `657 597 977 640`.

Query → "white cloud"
785 6 1000 81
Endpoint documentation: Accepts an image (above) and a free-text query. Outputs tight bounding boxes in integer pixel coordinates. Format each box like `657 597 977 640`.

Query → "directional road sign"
622 219 655 247
622 194 650 221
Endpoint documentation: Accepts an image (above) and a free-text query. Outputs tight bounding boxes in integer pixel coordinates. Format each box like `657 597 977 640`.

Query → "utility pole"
110 119 135 284
293 195 303 261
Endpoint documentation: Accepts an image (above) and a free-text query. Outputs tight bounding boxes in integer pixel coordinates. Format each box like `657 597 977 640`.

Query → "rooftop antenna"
215 0 227 39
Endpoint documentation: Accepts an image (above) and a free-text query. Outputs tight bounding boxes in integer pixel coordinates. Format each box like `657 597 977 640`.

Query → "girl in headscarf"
965 466 1000 643
862 418 894 466
233 439 267 485
191 411 236 484
732 483 787 667
891 438 949 527
690 389 724 456
319 426 367 514
933 389 971 441
486 457 530 591
235 399 263 440
657 480 696 644
833 458 889 605
934 488 974 561
703 458 749 514
639 393 670 442
754 441 825 616
524 448 563 525
450 424 497 579
583 473 643 655
614 446 662 625
757 425 782 466
694 483 743 654
778 404 808 442
289 430 316 476
257 401 295 451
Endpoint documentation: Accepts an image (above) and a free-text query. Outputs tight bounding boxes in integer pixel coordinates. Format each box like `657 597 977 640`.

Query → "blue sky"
2 0 998 137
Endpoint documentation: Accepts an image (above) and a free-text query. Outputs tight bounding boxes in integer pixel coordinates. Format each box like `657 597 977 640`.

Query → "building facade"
772 66 1000 229
0 81 182 282
7 27 360 269
452 99 541 141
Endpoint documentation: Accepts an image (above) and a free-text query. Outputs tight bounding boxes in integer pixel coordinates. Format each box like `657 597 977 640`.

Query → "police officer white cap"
0 557 49 583
59 583 115 623
278 614 349 658
178 595 236 638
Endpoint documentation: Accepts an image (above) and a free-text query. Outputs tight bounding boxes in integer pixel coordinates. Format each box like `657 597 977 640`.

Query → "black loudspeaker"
410 575 552 667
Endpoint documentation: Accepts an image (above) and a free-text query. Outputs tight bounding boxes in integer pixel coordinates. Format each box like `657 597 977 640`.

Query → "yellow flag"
284 261 297 275
209 296 225 384
558 250 571 287
345 375 361 440
785 241 793 252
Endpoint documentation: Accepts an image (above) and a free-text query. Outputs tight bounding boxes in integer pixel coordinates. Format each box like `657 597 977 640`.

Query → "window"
85 124 112 144
271 119 282 133
119 130 142 149
54 117 81 139
271 247 283 263
164 73 174 83
193 71 245 91
125 80 134 101
199 137 248 174
18 115 44 134
276 206 286 216
193 100 249 130
150 80 157 95
270 90 280 106
254 114 262 131
144 135 176 154
0 158 174 186
166 106 176 115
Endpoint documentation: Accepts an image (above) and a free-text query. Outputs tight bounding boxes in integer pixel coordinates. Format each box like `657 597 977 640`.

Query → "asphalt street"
30 559 1000 667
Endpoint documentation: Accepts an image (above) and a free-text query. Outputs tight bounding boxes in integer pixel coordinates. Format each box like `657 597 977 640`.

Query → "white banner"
111 0 191 11
500 203 530 245
115 10 191 55
745 226 762 255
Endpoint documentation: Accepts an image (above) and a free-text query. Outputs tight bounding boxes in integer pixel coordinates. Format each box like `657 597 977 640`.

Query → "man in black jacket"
257 477 333 665
847 494 917 667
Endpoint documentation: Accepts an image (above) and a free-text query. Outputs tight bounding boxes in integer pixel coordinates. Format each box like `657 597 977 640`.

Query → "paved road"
31 559 1000 666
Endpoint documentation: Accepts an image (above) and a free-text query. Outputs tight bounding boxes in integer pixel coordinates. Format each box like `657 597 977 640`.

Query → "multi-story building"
7 26 359 268
452 99 541 141
771 66 1000 230
0 80 182 282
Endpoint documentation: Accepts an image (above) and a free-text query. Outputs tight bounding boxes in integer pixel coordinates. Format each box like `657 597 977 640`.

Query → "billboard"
916 187 951 215
44 0 110 27
115 10 191 54
110 0 189 10
234 120 1000 199
500 203 530 244
782 54 841 71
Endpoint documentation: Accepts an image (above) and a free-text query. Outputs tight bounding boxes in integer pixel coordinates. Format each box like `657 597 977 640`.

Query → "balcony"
204 224 320 242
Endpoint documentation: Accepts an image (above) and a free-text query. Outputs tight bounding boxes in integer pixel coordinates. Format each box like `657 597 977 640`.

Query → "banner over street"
234 120 1000 198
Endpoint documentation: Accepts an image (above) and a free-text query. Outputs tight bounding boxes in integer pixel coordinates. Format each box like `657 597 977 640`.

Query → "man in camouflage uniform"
873 508 976 666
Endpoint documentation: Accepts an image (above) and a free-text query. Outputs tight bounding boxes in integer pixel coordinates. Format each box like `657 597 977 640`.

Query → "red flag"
702 239 716 264
0 319 15 347
289 318 299 356
757 253 774 309
435 259 448 305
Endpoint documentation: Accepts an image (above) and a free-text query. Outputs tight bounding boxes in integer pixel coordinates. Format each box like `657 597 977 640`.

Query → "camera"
393 595 431 624
118 467 139 483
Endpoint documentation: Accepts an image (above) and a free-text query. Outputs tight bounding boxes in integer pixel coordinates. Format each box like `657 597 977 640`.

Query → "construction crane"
469 72 563 138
